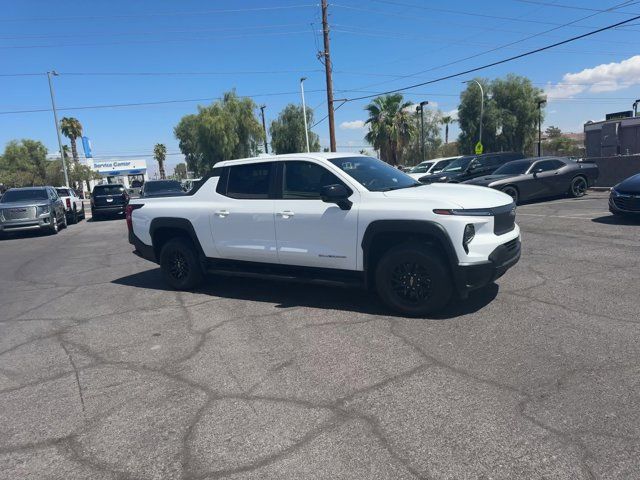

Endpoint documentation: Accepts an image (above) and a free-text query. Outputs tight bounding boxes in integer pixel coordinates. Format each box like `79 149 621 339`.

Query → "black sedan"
609 173 640 216
463 157 599 204
140 180 185 198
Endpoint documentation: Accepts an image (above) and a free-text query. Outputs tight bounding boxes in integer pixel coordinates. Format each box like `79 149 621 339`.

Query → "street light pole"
259 105 268 154
418 101 428 163
300 77 310 153
47 71 70 187
537 99 546 157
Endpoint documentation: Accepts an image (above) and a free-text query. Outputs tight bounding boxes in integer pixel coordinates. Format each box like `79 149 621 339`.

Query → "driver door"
274 161 359 270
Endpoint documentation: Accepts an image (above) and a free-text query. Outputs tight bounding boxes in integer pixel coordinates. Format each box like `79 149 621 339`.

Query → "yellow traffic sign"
475 142 483 155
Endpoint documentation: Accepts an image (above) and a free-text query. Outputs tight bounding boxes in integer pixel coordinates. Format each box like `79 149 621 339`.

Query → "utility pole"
300 77 310 153
259 105 268 154
47 71 70 187
419 101 428 163
537 99 546 157
321 0 336 152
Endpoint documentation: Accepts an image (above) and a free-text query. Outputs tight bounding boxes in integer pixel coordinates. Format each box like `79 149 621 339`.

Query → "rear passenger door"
210 162 278 263
274 160 359 270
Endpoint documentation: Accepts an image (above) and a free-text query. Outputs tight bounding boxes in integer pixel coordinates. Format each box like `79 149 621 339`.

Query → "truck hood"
382 183 513 209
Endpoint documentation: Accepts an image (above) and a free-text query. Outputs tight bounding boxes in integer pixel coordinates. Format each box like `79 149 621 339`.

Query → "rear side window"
282 161 344 199
56 188 70 196
533 160 565 172
225 162 273 199
94 185 125 195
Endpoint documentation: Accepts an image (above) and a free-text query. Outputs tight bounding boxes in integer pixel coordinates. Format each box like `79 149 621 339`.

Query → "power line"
340 13 640 103
340 0 637 93
0 89 326 115
514 0 640 14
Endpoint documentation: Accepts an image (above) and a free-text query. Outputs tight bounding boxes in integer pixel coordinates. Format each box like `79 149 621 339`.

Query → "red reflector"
126 204 143 232
433 209 453 215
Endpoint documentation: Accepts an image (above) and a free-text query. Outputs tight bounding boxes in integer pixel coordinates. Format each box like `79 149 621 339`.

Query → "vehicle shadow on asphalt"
591 215 640 226
112 269 499 319
87 216 125 222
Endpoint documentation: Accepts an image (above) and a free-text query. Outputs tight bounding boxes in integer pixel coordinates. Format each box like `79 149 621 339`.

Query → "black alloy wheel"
502 186 519 204
159 237 204 290
570 176 587 197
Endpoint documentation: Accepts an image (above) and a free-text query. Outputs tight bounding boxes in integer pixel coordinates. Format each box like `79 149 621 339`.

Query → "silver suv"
0 187 67 236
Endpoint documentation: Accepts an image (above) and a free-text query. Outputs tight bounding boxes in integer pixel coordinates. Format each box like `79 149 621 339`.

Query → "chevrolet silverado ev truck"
128 153 520 316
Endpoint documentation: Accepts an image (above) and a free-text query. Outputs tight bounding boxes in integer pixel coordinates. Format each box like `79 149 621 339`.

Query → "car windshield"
329 156 420 191
144 181 182 193
409 162 433 174
441 156 475 172
493 161 533 175
93 185 125 195
1 189 48 202
55 188 71 196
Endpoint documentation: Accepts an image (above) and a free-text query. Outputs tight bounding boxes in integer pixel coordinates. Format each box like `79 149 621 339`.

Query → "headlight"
463 224 475 253
37 204 50 215
610 187 620 196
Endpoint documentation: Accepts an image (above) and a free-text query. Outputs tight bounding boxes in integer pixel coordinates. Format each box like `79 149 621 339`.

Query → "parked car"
140 180 185 198
463 157 599 204
418 152 525 184
0 186 67 235
406 156 460 180
609 173 640 216
90 184 129 220
127 153 520 317
56 187 86 224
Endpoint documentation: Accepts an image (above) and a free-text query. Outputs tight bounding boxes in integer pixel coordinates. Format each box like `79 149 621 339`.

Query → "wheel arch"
149 217 206 263
361 220 458 288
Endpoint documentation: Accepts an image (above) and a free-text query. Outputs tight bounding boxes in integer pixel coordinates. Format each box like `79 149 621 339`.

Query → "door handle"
277 210 295 218
215 210 229 217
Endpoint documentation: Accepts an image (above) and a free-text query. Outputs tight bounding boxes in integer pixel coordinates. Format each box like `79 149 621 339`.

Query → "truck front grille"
493 203 516 235
2 206 37 221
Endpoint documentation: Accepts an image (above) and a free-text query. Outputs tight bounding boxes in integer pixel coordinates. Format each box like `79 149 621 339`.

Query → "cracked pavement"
1 191 639 479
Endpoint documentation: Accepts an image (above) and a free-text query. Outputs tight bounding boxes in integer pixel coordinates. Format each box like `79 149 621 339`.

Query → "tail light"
65 198 71 209
126 203 144 233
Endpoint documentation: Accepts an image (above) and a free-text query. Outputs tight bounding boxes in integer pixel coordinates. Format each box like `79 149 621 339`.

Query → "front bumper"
129 230 157 263
609 194 640 215
453 237 521 296
92 204 126 215
0 217 52 232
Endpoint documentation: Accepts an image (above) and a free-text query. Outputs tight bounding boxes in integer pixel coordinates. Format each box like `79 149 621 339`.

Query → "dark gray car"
0 187 67 235
463 157 599 204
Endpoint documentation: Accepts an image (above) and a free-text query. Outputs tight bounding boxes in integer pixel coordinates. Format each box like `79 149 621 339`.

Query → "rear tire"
502 185 519 205
375 241 452 317
569 176 587 198
159 237 204 290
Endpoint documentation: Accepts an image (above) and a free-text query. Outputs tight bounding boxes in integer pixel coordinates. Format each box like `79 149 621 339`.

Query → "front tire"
375 242 452 317
569 176 587 198
159 238 204 290
502 185 519 204
48 214 59 235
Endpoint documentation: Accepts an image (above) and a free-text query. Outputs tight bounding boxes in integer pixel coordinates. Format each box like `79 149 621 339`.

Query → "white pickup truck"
55 187 85 224
127 153 520 316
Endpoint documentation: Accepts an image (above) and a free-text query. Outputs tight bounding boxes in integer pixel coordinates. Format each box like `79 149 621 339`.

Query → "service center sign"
90 159 147 175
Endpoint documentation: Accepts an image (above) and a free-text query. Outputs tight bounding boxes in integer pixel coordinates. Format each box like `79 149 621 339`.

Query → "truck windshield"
1 189 48 202
329 156 420 191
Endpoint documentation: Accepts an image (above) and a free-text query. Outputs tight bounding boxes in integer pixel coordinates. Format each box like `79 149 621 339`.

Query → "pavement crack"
59 339 86 413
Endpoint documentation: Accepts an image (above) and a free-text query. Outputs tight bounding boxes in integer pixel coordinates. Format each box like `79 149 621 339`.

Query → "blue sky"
1 0 639 176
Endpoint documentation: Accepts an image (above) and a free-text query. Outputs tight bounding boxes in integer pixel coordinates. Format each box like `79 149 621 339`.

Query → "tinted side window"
226 162 273 199
282 161 344 199
534 160 563 172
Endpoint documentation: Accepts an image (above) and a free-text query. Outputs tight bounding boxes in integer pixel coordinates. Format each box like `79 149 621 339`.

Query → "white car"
406 156 461 181
55 187 85 224
127 153 520 316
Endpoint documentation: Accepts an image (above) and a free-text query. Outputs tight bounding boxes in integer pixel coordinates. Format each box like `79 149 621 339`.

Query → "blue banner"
81 136 93 158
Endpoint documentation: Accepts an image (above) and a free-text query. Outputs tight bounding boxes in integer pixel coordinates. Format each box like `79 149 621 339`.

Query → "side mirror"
320 184 352 210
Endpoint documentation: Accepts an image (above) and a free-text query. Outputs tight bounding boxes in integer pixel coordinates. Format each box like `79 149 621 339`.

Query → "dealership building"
86 158 149 190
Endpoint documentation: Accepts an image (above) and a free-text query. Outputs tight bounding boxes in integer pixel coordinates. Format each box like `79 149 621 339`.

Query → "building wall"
586 155 640 187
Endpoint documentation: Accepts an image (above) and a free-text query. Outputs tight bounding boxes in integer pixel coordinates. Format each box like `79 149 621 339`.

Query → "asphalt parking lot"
1 191 639 480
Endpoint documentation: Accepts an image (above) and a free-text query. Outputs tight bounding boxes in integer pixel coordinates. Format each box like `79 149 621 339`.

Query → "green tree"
545 126 562 139
0 139 48 186
60 117 83 163
458 75 544 155
364 93 415 165
403 108 443 165
174 91 264 175
440 115 456 144
174 163 187 180
154 143 167 179
270 104 320 154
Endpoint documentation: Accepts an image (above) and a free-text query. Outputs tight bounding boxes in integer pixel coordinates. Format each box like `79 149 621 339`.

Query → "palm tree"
364 94 414 165
154 143 167 179
441 115 456 144
60 117 83 163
